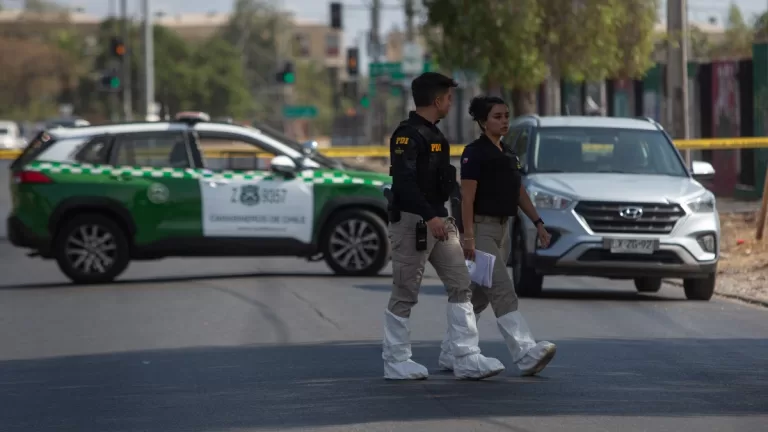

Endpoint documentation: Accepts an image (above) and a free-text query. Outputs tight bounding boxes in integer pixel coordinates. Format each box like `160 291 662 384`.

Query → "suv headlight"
528 185 573 210
686 193 715 213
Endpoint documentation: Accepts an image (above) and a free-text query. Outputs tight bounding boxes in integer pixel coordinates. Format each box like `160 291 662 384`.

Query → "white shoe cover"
382 310 429 380
438 313 481 371
496 311 556 376
438 330 454 371
447 303 504 380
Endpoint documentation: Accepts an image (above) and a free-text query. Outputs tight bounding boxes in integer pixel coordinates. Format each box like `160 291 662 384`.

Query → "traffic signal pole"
369 0 382 145
142 0 155 120
403 0 415 119
120 0 133 121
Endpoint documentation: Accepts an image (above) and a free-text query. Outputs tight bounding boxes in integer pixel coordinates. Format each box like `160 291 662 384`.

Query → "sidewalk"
717 197 761 214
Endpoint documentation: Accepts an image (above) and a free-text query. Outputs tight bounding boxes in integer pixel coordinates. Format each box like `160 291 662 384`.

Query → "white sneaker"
446 302 504 380
496 311 556 376
382 310 429 380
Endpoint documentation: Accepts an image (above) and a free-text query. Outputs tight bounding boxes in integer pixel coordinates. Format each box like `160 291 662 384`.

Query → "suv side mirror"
691 161 715 182
302 140 318 157
271 155 297 175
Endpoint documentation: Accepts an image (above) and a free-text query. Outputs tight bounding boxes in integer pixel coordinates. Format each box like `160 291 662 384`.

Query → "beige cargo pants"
387 211 472 318
470 215 520 317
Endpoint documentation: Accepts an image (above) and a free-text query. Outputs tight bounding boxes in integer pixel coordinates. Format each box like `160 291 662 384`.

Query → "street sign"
369 62 402 78
370 61 433 78
402 43 424 75
368 62 435 95
282 105 318 119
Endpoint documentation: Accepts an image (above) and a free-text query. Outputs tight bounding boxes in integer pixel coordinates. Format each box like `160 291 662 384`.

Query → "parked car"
7 117 392 284
507 115 719 301
0 120 24 149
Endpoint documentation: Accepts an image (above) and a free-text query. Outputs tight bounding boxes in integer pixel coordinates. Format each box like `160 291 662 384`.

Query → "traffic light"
99 70 121 91
346 47 359 77
360 93 370 108
330 2 342 29
276 62 296 84
109 36 126 59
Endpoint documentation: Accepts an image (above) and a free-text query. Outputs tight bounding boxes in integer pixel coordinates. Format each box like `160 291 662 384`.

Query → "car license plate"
603 238 658 254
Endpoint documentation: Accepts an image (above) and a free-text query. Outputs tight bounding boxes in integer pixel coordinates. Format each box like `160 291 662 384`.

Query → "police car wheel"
321 209 390 277
53 213 131 284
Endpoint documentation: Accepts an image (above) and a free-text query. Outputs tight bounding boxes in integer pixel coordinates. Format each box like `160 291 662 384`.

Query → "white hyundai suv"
507 116 720 301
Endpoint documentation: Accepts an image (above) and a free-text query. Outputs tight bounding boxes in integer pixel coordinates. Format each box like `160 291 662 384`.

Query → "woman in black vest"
437 95 557 377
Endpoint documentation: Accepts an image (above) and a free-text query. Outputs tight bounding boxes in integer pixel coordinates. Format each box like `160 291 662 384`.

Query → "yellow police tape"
1 137 767 160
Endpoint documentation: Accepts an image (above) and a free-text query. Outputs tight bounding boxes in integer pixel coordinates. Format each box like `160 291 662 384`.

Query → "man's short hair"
411 72 458 108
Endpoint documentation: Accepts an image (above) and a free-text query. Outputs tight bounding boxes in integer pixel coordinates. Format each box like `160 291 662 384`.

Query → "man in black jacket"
381 72 504 381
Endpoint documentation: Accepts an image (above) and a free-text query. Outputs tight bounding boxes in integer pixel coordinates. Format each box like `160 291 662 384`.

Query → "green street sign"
369 62 401 78
368 62 435 96
369 61 434 79
282 105 317 118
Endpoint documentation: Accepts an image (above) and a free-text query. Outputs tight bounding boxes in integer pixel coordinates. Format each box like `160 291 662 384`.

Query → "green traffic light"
284 72 295 84
110 77 120 88
360 96 370 108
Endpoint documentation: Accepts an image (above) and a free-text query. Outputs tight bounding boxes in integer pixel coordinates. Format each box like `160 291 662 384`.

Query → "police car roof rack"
174 111 211 125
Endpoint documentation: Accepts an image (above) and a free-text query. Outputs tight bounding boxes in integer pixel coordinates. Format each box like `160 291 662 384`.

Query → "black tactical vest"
389 120 456 205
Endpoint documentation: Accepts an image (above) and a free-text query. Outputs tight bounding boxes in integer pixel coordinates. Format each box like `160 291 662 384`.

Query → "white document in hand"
465 250 496 287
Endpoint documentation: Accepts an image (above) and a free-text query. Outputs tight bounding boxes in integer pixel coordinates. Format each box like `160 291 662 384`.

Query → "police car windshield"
250 122 344 170
530 127 688 177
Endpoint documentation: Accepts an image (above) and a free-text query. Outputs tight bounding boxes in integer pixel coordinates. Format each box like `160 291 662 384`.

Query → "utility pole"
142 0 155 120
369 0 384 145
403 0 415 118
667 0 691 165
120 0 133 121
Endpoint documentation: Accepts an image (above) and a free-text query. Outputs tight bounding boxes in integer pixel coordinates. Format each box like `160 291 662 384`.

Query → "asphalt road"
1 241 767 432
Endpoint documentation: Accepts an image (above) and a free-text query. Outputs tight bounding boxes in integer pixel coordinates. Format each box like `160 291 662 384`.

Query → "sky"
4 0 768 75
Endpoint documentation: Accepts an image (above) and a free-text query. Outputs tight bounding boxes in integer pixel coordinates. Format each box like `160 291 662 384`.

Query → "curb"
664 279 768 308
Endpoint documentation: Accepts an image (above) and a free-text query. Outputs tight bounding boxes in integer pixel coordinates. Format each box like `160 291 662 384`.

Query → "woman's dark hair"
468 96 508 129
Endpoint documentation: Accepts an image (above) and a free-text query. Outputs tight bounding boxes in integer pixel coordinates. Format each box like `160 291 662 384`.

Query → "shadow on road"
0 339 766 431
355 283 688 302
0 271 392 291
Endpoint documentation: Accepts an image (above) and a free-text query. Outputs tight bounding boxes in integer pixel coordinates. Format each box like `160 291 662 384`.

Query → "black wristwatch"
533 218 544 227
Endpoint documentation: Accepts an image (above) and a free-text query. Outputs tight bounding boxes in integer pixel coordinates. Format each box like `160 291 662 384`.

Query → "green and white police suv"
7 119 392 284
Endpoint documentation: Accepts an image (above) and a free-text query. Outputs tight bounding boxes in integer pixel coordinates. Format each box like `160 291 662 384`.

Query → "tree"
423 0 659 115
293 61 335 135
23 0 67 13
689 25 715 61
711 4 753 59
220 0 287 127
73 20 251 121
608 0 659 80
189 36 253 118
423 0 546 115
755 11 768 42
0 37 71 120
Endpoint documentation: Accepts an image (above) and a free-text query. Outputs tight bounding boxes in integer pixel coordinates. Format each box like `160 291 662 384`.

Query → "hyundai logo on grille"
619 206 643 219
